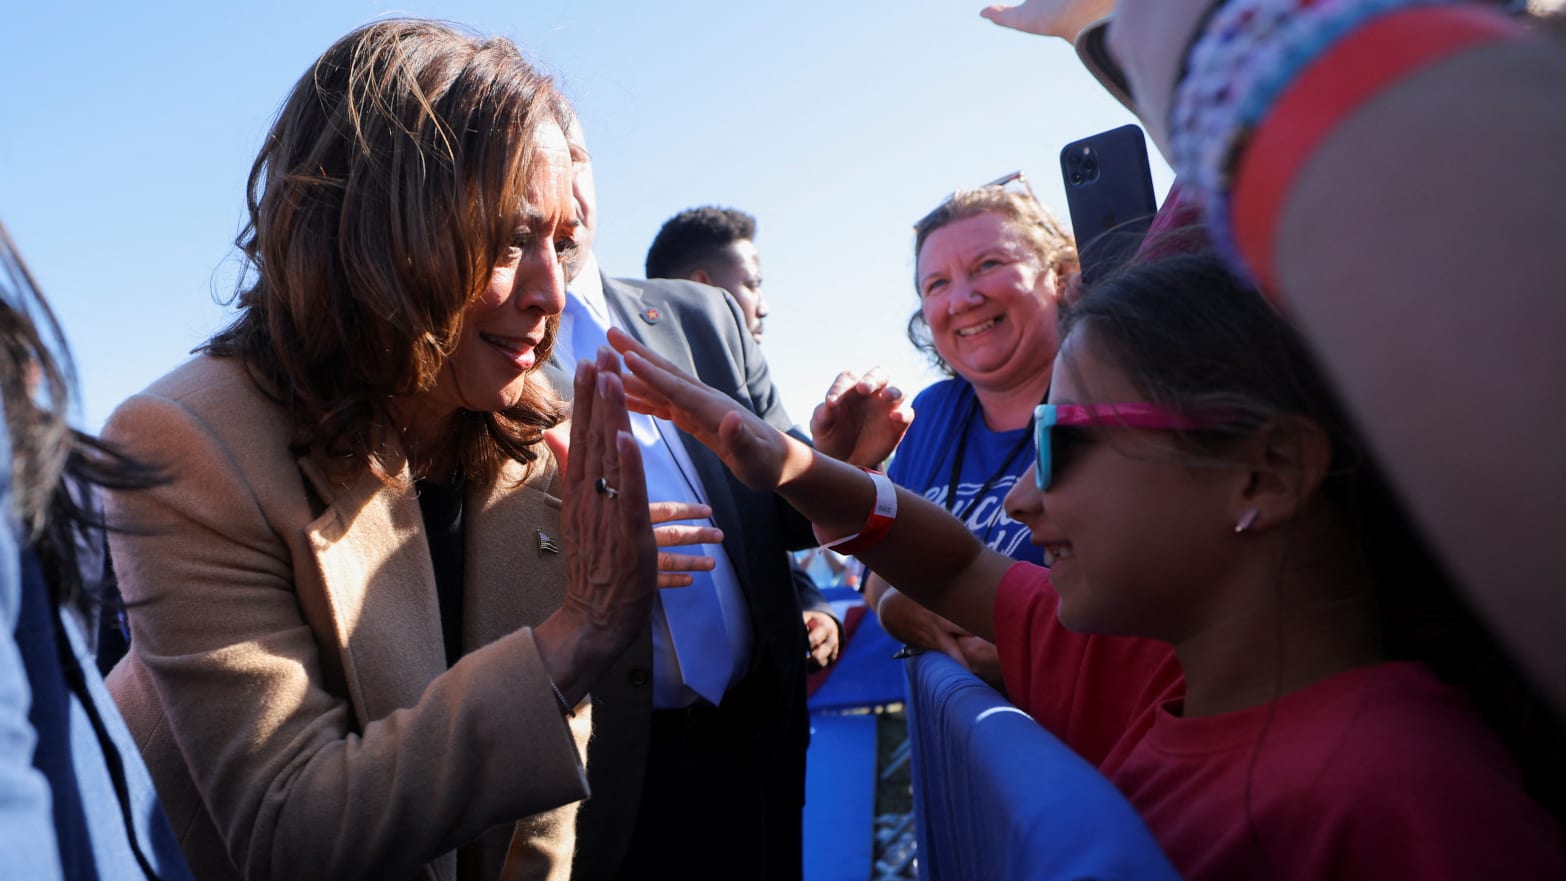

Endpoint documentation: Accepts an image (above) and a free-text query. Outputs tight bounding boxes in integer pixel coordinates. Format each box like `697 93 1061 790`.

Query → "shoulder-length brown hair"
206 18 566 484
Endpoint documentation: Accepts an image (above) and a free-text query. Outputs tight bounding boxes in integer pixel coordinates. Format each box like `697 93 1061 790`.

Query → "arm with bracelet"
1104 0 1566 708
612 328 1014 643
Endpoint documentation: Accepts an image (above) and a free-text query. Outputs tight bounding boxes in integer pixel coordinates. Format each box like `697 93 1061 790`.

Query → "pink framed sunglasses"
1033 403 1238 491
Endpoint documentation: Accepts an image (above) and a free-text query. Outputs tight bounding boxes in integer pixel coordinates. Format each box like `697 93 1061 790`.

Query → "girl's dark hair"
1 221 164 608
206 19 567 484
1062 251 1565 826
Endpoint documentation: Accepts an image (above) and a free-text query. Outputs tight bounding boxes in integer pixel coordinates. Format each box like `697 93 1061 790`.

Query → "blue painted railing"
904 652 1180 881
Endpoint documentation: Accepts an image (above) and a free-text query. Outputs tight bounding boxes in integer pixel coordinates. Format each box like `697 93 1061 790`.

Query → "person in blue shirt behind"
0 218 193 881
836 184 1076 686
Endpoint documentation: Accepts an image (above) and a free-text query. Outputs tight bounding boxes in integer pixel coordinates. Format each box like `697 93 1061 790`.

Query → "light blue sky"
0 1 1170 432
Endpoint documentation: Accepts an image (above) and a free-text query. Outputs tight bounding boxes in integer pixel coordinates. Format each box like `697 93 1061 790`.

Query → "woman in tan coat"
101 20 657 881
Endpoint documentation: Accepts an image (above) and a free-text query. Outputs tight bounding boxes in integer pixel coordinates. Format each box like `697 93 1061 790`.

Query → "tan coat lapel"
465 456 586 881
298 454 447 725
464 458 568 648
299 449 583 881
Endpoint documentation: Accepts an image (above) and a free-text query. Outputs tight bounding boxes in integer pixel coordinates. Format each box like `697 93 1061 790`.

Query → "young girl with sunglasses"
612 251 1566 880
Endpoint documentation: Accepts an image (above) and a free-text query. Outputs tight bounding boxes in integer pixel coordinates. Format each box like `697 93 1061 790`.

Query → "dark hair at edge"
1061 250 1565 835
644 206 757 280
1 220 165 609
204 18 567 485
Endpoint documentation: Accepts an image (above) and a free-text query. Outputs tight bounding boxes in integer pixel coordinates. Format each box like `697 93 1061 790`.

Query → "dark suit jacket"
545 273 824 880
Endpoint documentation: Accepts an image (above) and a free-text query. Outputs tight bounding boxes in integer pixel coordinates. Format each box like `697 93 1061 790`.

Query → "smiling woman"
206 18 578 485
860 183 1076 682
380 120 577 467
912 201 1068 394
95 19 658 881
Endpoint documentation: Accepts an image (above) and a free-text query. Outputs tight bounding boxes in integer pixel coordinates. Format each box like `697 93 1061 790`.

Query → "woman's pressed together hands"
537 347 660 705
544 351 726 592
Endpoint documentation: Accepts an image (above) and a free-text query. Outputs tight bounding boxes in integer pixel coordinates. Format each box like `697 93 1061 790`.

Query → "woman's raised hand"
537 346 659 704
810 367 914 469
609 327 808 494
544 425 720 589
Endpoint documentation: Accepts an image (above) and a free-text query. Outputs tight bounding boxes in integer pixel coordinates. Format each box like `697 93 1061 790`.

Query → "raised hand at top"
979 0 1116 41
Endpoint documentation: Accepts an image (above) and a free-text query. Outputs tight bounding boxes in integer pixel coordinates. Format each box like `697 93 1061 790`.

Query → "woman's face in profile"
418 122 576 418
916 211 1060 392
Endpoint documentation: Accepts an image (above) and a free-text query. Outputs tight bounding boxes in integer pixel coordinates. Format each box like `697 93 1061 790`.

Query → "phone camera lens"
1070 171 1083 184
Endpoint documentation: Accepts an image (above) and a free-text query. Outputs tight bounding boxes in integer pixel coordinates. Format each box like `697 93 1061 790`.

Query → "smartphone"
1059 124 1159 285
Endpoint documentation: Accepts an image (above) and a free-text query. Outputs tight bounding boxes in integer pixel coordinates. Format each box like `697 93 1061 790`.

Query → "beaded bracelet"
1230 6 1526 291
1169 0 1461 272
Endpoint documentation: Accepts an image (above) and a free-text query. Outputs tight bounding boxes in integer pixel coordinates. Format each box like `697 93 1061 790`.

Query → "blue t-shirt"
888 378 1043 566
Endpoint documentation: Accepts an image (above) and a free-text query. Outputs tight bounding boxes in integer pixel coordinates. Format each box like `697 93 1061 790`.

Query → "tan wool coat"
103 355 593 881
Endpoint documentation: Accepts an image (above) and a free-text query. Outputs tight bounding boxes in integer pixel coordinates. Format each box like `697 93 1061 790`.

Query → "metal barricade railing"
903 652 1179 881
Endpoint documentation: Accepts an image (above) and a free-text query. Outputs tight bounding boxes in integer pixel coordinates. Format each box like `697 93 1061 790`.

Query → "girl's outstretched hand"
609 327 806 494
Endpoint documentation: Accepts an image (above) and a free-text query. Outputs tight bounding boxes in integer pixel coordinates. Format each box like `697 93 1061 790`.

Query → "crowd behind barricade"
3 2 1566 880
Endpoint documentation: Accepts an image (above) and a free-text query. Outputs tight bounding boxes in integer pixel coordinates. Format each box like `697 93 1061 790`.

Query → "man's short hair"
645 206 757 279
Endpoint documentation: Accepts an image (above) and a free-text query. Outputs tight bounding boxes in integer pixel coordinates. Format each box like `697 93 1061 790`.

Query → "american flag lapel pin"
537 530 560 556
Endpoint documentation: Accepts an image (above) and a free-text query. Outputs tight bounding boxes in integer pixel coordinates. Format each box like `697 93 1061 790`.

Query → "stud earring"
1234 508 1260 534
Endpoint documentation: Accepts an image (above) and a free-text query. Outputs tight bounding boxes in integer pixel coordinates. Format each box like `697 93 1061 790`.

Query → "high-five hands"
544 408 722 590
535 347 660 705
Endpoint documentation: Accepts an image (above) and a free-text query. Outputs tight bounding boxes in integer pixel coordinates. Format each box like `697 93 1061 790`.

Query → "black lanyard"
940 386 1035 539
40 556 167 881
